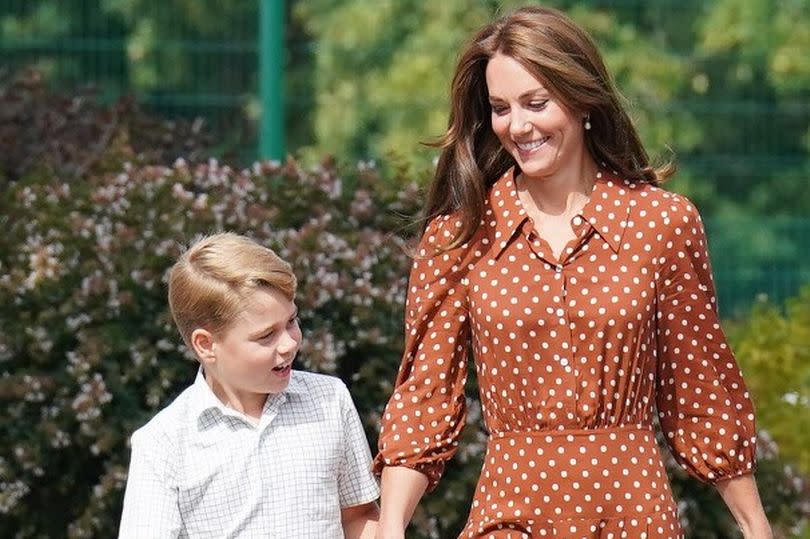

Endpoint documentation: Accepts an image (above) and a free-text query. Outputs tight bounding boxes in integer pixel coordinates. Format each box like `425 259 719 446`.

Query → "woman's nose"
509 112 531 137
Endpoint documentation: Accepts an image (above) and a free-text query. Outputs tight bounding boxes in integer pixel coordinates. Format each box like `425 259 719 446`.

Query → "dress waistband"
489 425 654 440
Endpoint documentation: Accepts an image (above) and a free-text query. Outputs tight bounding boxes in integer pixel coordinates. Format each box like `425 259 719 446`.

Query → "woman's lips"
515 136 550 152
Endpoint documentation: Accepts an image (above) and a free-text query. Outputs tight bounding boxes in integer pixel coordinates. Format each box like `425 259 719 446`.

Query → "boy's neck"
203 370 269 423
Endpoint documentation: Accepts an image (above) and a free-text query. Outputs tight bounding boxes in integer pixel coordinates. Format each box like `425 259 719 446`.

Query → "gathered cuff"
372 452 446 492
673 438 757 485
707 464 757 486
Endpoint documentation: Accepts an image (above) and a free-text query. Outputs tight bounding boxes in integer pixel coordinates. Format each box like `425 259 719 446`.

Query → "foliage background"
1 0 809 537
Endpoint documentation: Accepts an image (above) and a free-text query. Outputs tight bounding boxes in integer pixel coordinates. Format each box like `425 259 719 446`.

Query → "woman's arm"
341 501 380 539
715 474 773 539
375 466 429 539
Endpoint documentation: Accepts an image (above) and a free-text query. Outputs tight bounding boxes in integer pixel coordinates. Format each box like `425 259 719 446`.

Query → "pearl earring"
584 114 592 131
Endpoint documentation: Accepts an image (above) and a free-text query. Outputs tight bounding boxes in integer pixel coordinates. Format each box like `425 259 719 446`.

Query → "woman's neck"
517 156 599 216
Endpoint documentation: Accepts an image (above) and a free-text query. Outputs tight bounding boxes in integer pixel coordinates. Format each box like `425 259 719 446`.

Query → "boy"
119 232 380 538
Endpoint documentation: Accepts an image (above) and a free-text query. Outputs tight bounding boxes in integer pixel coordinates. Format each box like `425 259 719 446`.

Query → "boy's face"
206 287 302 396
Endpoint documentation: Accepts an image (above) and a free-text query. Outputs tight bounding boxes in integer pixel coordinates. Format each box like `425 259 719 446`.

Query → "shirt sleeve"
118 429 182 539
372 215 472 491
654 196 757 484
336 382 381 507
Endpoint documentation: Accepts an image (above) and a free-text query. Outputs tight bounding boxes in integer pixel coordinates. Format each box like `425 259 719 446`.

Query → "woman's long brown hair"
425 5 675 248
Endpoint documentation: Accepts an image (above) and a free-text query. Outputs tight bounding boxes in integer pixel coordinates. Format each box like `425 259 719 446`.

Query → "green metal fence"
706 217 810 317
0 0 261 161
1 0 808 315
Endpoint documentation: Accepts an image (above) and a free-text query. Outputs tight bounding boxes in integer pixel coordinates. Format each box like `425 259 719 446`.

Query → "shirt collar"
188 367 308 421
488 167 633 257
487 168 530 257
579 171 633 253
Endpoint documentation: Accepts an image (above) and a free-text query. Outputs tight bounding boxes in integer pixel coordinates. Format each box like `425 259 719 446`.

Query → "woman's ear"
190 328 216 365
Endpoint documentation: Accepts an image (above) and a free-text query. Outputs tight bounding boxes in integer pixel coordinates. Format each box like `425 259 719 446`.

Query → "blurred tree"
292 0 491 166
291 1 694 171
690 0 810 215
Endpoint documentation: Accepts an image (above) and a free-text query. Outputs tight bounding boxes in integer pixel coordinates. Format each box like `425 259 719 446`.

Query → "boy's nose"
278 329 300 354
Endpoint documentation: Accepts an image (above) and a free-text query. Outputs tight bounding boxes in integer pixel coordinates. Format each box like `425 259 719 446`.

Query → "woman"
373 6 771 539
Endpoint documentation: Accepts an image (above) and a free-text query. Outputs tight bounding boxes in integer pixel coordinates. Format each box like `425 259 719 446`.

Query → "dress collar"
488 167 634 257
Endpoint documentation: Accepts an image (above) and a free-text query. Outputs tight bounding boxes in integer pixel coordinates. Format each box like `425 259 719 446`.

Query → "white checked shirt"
118 369 380 538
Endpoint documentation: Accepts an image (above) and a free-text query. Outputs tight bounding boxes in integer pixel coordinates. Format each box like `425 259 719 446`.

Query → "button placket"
557 264 584 419
555 265 574 379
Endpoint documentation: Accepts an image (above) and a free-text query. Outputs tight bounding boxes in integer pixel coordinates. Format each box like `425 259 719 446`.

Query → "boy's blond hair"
168 232 297 348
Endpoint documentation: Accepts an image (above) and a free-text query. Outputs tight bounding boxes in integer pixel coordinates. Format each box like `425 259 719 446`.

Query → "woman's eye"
491 105 508 115
288 317 299 327
529 100 548 110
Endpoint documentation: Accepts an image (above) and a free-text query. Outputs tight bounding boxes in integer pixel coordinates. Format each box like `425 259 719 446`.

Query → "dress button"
556 265 563 273
572 216 582 226
560 358 569 366
556 308 565 317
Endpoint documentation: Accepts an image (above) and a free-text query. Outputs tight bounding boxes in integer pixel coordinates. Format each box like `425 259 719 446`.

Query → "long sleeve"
118 430 182 538
373 215 472 491
654 196 757 484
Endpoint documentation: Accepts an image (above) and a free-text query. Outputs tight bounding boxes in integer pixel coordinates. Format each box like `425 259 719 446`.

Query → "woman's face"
486 52 587 181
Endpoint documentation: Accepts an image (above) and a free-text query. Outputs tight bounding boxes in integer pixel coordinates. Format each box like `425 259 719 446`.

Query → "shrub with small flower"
0 149 430 536
0 74 807 538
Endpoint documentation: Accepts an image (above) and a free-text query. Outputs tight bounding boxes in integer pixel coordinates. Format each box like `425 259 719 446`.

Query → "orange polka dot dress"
373 168 757 538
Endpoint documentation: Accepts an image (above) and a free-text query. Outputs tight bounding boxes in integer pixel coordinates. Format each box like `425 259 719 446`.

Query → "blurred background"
1 0 808 537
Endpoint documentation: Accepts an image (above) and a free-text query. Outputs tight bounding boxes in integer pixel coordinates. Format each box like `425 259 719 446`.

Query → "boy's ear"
190 328 216 365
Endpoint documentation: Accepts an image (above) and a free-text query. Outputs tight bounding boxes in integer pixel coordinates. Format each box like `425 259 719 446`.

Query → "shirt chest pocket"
177 431 257 528
269 421 343 516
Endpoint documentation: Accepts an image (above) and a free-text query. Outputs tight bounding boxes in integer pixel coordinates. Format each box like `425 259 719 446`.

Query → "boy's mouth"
272 362 292 377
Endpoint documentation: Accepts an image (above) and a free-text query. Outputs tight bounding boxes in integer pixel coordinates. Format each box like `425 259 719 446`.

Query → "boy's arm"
335 382 381 536
118 432 182 539
341 501 380 539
